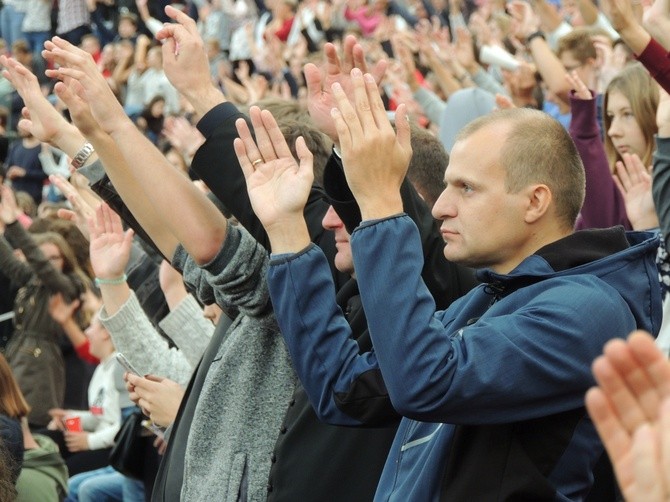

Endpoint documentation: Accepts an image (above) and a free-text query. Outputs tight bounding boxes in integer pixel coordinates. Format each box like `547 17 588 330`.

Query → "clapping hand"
331 69 412 220
306 35 387 143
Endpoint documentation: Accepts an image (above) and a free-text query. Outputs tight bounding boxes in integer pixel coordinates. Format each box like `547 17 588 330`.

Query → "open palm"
233 107 314 228
88 203 134 279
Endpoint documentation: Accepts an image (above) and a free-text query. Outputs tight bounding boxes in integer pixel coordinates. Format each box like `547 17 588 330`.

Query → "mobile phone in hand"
115 353 141 376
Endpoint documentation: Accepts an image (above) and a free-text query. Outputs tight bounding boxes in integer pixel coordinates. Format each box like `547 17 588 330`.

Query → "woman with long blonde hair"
603 62 660 170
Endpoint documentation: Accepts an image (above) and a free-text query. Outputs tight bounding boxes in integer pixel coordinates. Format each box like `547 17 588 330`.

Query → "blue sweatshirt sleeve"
268 244 391 426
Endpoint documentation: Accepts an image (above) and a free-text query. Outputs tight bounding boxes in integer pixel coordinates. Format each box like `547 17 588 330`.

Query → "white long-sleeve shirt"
69 353 128 450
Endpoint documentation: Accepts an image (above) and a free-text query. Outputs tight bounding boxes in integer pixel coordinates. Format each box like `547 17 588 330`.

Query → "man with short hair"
240 72 662 500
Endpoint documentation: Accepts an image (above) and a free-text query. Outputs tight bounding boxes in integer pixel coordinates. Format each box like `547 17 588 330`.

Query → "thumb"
145 374 165 383
53 81 77 109
123 227 135 247
295 136 314 181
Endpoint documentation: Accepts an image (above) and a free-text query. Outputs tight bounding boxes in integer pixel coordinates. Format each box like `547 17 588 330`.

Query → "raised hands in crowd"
3 0 670 498
586 331 670 502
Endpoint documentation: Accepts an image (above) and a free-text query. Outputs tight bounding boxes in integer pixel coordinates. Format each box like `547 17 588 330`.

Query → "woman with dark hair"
0 184 88 427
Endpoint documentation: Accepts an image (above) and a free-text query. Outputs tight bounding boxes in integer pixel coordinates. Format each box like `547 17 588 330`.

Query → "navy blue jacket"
268 216 662 501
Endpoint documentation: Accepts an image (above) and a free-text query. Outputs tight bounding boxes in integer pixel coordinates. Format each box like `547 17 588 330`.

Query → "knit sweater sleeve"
99 291 193 386
175 223 271 318
158 294 214 368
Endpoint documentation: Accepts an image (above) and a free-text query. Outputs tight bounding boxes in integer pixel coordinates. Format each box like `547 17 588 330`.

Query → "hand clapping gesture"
331 69 412 220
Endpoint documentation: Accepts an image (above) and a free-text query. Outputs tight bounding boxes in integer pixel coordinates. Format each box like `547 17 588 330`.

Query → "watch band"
71 142 95 169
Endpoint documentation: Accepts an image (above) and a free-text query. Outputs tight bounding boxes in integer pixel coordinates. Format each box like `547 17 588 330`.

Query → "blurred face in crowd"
559 50 596 90
322 205 354 276
147 47 162 69
81 36 100 56
118 18 138 39
606 91 648 160
85 316 111 360
40 242 64 272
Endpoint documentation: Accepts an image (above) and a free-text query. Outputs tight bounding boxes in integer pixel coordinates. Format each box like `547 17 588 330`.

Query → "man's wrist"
183 85 227 118
359 195 404 221
525 30 545 46
266 217 311 254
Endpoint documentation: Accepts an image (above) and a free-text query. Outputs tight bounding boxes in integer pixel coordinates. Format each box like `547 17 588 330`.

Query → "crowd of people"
0 0 669 500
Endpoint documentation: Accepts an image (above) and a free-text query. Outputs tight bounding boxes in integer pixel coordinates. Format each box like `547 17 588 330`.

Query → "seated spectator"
4 126 46 205
0 353 68 501
41 313 133 477
0 186 89 428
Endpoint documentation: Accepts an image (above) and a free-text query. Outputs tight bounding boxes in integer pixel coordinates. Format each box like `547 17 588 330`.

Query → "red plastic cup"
64 416 82 432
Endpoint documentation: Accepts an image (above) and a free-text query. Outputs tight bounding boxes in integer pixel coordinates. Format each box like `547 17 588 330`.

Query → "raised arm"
88 203 193 385
566 71 630 230
0 185 80 297
600 0 651 56
44 37 227 265
653 90 670 247
509 1 574 100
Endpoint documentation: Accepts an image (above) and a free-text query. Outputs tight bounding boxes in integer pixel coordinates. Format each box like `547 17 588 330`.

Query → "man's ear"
523 184 552 224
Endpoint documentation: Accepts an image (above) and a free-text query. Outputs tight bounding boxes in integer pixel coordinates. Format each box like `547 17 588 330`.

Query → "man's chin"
335 255 355 277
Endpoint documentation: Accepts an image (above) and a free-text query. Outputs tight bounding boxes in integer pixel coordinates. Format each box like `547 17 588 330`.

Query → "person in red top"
265 0 297 42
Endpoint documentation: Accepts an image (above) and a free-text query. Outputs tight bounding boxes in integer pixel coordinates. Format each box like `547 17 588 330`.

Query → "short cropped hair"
278 119 331 185
254 97 309 123
556 27 596 63
407 124 448 208
457 108 586 229
252 98 332 184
